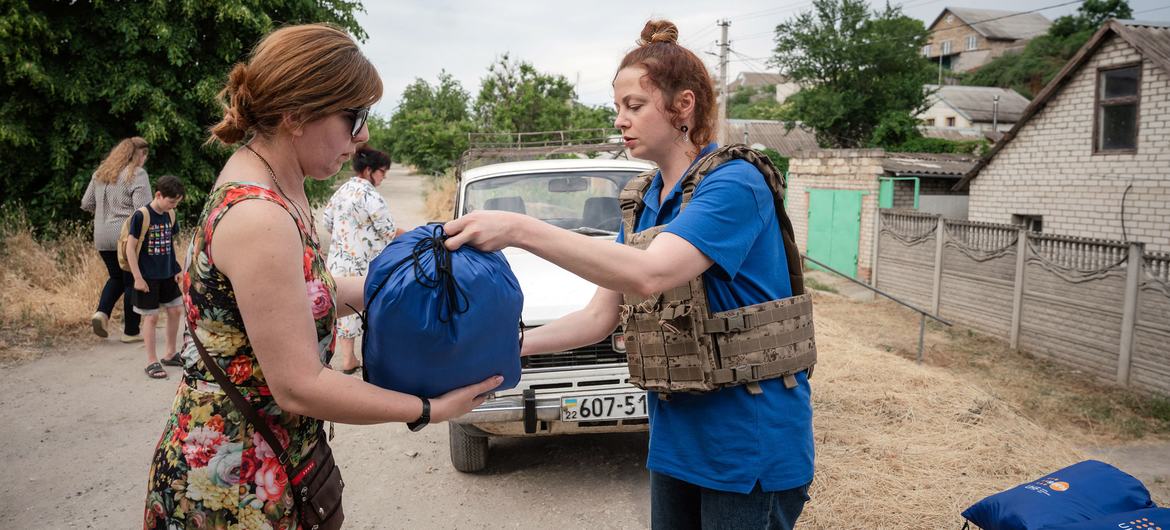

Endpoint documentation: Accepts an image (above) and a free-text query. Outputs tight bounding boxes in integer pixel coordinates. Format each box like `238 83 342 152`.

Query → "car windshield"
463 170 640 233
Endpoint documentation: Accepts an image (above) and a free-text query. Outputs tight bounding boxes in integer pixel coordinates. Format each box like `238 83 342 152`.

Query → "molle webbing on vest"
617 144 817 395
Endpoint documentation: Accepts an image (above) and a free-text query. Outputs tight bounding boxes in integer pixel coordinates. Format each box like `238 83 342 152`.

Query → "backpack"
117 206 175 271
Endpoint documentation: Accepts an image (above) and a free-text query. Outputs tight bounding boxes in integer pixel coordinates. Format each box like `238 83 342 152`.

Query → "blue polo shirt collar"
643 143 719 219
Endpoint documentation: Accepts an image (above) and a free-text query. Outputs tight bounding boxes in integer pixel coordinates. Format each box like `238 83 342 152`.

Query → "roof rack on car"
455 128 628 182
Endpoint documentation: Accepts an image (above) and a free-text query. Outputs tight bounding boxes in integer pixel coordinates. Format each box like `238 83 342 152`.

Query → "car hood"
501 245 604 326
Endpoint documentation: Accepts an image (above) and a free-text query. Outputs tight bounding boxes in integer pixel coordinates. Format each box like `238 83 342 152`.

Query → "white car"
447 157 654 472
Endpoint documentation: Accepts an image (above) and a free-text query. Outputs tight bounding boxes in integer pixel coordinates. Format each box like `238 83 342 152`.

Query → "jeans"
97 250 141 336
650 472 811 530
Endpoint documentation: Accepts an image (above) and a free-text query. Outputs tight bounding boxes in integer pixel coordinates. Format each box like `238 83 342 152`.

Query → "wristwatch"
407 397 430 432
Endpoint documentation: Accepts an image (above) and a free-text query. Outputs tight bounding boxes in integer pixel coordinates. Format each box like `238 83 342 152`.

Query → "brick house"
954 20 1170 252
919 84 1030 134
787 150 975 281
925 8 1051 73
725 72 801 105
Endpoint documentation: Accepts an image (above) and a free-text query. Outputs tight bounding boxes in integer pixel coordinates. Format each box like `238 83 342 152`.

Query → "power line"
729 49 777 74
1133 5 1170 15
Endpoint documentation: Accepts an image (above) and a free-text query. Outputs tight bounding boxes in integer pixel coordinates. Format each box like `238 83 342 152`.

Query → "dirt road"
3 167 1166 528
1 167 649 529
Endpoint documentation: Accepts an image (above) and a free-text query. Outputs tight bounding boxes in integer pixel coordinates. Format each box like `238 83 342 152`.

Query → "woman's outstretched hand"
429 375 504 422
443 211 525 252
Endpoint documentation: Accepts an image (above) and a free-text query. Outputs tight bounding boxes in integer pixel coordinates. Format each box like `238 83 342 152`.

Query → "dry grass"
803 290 1093 527
423 174 457 222
0 213 193 364
812 292 1170 445
0 214 107 362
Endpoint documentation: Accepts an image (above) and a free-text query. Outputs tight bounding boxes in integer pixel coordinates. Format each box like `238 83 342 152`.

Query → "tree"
728 85 787 120
770 0 933 148
962 0 1133 98
385 72 474 175
867 111 988 155
0 1 367 229
474 54 579 133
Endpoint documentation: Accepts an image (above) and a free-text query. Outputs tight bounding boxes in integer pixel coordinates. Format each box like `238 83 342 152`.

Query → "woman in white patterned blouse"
321 145 403 373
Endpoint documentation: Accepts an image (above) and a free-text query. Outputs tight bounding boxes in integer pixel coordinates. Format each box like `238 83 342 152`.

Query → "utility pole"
717 19 731 144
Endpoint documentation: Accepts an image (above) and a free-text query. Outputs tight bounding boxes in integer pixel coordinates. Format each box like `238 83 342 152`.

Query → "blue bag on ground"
1038 508 1170 530
961 460 1155 530
361 224 523 398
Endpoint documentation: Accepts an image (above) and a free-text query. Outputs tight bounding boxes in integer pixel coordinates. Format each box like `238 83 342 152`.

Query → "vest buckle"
725 314 747 332
732 365 760 383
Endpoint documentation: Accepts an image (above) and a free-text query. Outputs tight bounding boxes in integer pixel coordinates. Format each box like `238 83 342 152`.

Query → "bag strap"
136 206 151 241
186 317 304 479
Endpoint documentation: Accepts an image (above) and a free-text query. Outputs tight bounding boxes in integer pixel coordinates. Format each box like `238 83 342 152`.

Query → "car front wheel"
448 422 489 473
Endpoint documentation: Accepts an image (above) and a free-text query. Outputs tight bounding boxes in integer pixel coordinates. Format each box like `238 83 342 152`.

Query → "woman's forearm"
513 217 709 298
521 287 622 356
334 275 365 316
280 367 424 424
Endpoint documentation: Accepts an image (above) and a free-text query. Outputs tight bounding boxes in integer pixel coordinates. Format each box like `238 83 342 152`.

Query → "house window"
1012 214 1043 232
923 44 932 57
924 118 936 127
1095 64 1141 152
967 35 977 50
941 41 952 55
946 117 956 127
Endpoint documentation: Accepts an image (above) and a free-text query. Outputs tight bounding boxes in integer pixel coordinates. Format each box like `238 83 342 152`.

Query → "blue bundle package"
361 224 523 398
961 460 1155 530
1039 508 1169 530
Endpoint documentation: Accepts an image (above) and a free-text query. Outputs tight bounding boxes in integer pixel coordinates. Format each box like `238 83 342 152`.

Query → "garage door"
806 188 863 278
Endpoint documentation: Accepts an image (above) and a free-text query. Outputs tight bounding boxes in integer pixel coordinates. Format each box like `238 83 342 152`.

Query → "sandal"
160 352 183 367
145 362 168 379
341 364 362 375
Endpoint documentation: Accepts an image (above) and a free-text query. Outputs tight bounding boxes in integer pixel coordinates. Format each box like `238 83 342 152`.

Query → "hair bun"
638 20 679 46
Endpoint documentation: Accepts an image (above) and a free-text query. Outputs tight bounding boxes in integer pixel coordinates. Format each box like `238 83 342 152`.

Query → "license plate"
561 392 647 422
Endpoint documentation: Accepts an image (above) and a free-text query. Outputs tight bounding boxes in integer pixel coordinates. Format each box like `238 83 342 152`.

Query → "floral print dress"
321 176 396 338
145 183 336 530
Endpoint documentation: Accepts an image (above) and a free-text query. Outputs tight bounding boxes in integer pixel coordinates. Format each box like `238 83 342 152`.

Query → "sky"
354 0 1170 116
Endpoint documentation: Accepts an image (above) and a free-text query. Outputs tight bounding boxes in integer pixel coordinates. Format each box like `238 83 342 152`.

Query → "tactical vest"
618 144 817 395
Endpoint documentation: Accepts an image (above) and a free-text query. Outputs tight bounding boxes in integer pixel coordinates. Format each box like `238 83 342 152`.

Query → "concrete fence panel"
1133 252 1170 396
876 211 938 310
938 221 1019 337
1016 234 1130 378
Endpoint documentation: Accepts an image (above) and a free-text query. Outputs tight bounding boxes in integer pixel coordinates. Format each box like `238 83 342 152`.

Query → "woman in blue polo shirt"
444 19 813 529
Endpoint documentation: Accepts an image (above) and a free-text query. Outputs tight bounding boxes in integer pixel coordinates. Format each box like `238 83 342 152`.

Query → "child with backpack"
122 175 185 379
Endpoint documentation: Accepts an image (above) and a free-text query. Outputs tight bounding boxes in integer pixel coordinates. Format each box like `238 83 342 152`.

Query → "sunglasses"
343 107 370 138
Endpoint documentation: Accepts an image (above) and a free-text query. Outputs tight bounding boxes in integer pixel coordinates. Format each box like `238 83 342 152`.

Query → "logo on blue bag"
1118 516 1161 529
1022 476 1069 497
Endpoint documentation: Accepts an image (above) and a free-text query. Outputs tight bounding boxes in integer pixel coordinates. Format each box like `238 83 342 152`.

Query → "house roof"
925 84 1032 123
921 127 998 142
953 20 1170 191
931 8 1051 41
882 153 977 178
731 72 789 88
725 119 820 158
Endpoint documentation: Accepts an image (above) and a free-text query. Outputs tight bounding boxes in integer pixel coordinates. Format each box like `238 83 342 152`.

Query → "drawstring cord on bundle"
353 224 470 329
350 224 526 371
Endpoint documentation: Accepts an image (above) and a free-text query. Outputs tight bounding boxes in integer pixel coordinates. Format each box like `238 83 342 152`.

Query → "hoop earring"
680 125 689 133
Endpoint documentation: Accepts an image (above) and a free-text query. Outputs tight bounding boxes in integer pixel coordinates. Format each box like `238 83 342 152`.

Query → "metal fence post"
1117 241 1145 386
871 210 882 288
931 215 945 316
1010 228 1028 350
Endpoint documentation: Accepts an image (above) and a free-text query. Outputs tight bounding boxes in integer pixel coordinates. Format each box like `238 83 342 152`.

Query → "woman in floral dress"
321 146 403 374
144 24 502 529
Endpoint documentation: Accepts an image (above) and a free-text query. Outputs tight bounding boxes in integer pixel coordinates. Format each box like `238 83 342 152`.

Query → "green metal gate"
807 189 863 278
